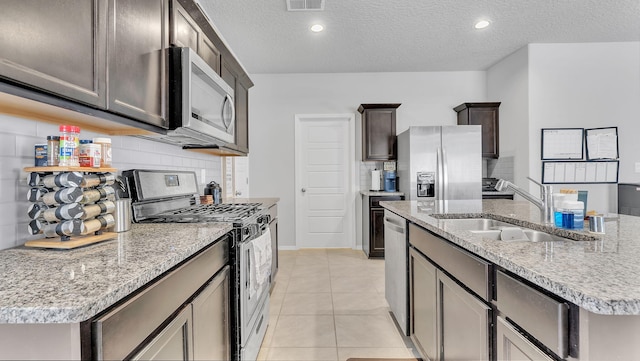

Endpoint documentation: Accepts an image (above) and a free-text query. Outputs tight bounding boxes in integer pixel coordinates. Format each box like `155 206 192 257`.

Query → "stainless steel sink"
443 218 569 242
442 218 518 231
470 229 567 242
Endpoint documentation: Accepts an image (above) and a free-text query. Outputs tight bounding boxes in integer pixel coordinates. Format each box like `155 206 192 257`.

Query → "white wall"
487 46 530 188
0 114 222 250
248 71 487 248
487 42 640 213
529 42 640 212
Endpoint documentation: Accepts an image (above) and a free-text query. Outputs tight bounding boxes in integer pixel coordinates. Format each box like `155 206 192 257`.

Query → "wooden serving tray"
25 232 117 249
24 166 117 173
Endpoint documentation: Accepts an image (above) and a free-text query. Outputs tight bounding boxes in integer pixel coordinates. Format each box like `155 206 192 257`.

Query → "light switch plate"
635 163 640 173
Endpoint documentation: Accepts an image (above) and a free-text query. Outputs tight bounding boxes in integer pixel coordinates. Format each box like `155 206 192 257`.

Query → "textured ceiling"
197 0 640 74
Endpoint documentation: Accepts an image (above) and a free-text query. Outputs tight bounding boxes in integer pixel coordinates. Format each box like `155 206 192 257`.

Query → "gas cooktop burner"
154 202 262 223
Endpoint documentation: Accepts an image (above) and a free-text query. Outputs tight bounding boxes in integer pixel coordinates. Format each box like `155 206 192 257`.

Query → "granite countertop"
381 199 640 316
0 222 232 324
0 198 279 324
361 190 404 196
482 190 515 196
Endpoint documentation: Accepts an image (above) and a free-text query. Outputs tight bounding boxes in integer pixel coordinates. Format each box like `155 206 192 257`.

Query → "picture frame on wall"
585 127 619 160
541 128 584 160
542 160 619 184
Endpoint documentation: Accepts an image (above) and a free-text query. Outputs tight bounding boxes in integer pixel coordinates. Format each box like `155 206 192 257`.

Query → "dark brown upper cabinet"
107 0 169 129
0 0 107 108
170 0 221 74
359 104 401 161
0 0 170 130
454 102 501 158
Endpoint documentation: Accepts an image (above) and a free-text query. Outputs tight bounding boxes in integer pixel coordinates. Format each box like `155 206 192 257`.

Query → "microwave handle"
222 94 235 130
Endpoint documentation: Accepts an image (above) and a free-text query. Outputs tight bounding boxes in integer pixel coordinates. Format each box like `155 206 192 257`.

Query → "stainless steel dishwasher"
384 209 409 335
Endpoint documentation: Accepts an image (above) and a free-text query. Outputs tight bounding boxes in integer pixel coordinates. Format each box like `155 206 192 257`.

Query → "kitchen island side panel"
0 323 81 360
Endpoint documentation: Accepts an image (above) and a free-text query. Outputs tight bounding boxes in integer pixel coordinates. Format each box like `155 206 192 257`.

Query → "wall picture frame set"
540 127 619 184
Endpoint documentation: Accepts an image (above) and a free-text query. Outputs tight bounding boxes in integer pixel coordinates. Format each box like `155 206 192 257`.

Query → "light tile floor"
258 249 419 361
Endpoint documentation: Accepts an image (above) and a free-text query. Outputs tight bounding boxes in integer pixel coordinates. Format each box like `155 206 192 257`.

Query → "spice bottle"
46 136 60 166
59 125 80 167
93 138 112 167
79 140 101 168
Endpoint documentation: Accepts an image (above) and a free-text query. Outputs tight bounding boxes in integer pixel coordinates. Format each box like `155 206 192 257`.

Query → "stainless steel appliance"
141 47 235 147
384 209 409 335
618 183 640 216
398 126 482 201
124 169 271 361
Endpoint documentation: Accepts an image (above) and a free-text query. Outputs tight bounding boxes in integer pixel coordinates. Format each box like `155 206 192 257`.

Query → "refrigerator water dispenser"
417 172 435 197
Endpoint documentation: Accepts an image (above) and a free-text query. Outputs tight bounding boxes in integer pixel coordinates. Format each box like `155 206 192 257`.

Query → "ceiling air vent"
287 0 325 11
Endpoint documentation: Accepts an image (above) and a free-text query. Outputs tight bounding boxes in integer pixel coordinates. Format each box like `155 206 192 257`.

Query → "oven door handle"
246 248 251 299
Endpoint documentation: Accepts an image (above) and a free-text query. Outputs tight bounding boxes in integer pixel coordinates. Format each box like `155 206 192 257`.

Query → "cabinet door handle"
301 188 306 193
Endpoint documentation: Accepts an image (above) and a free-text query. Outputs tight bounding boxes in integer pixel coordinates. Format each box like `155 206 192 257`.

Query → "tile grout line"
329 253 339 361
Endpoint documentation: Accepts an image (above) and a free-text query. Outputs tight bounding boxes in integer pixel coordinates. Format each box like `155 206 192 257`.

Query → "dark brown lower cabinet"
363 195 403 258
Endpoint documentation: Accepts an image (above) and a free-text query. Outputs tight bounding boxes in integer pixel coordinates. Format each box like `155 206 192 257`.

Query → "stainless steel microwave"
165 47 235 146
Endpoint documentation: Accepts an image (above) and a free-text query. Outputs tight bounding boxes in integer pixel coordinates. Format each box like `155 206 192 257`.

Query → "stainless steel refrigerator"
398 126 482 202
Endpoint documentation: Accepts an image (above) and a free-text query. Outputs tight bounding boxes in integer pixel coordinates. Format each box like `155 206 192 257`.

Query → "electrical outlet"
635 163 640 173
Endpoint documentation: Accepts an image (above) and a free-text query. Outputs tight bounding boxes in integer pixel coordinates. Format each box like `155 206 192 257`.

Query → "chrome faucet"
495 177 554 224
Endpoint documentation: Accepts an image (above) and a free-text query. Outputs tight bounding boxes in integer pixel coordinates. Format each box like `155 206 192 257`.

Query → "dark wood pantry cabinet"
358 104 401 161
454 102 501 158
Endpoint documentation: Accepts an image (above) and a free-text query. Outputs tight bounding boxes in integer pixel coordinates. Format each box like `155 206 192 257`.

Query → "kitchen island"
382 199 640 360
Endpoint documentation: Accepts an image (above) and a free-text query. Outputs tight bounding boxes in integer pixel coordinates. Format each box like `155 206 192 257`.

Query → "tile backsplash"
486 156 514 182
359 161 384 191
0 114 222 250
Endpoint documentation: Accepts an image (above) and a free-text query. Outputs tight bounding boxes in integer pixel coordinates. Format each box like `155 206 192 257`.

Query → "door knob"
301 188 306 193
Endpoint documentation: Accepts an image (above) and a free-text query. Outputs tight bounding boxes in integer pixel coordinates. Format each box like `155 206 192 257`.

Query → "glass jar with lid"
93 138 112 167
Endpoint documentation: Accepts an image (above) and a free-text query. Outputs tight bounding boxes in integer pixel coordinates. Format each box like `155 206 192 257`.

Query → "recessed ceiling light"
474 20 491 29
310 24 324 32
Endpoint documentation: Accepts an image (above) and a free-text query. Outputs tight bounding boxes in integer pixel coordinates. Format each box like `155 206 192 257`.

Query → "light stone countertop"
0 222 232 324
380 199 640 315
0 198 279 324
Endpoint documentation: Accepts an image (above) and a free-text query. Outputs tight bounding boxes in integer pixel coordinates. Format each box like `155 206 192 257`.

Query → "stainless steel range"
123 169 271 361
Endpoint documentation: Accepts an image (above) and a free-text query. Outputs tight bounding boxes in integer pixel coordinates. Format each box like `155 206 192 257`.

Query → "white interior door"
295 114 355 248
222 157 250 199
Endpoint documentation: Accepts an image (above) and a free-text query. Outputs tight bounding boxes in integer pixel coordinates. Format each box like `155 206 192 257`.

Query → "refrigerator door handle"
437 147 444 200
442 148 449 200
